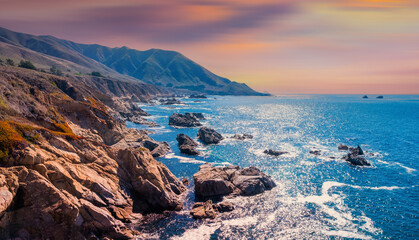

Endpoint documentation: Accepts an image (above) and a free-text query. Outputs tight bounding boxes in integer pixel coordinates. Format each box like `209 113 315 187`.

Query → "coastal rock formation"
197 127 224 144
142 140 171 158
185 112 205 120
159 98 184 105
129 116 159 127
231 134 253 140
0 67 185 239
264 149 288 157
342 145 370 166
309 149 321 156
193 163 276 199
376 96 384 99
169 113 202 128
362 95 368 99
189 94 207 99
176 134 199 155
190 200 234 219
338 144 349 151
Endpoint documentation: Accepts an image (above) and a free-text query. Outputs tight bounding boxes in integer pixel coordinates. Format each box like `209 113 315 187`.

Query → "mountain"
0 27 265 95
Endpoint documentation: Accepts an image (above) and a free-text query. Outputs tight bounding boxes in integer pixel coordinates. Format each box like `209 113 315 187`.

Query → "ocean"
127 95 419 240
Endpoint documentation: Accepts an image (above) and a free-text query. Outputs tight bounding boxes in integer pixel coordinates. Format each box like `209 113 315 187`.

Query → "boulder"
177 134 200 155
193 163 275 199
376 96 384 99
185 112 205 120
190 200 217 219
169 113 202 127
142 140 171 158
197 127 224 144
264 149 288 157
231 134 253 140
342 145 370 166
214 201 235 213
309 149 321 156
338 144 349 151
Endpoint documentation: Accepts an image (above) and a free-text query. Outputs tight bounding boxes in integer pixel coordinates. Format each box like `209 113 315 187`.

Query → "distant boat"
376 96 384 99
362 95 368 99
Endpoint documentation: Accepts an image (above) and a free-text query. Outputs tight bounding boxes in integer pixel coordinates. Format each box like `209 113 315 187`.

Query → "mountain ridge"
0 27 266 96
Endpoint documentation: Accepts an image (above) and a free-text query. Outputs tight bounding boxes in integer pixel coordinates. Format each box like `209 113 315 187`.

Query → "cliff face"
0 66 185 239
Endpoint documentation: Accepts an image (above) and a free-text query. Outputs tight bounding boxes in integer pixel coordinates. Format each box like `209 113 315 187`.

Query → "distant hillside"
0 27 265 96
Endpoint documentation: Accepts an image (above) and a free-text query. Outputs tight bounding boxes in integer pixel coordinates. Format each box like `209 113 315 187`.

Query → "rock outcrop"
231 134 253 140
197 127 224 144
176 134 199 155
169 113 202 128
342 145 370 166
189 94 207 99
159 98 184 105
338 144 349 151
0 67 185 239
190 200 234 219
185 112 205 120
309 149 321 156
193 163 276 199
264 149 288 156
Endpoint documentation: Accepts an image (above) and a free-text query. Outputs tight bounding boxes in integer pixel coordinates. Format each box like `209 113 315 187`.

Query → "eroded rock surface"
176 134 200 155
193 163 276 199
342 145 370 166
169 113 202 128
197 127 224 144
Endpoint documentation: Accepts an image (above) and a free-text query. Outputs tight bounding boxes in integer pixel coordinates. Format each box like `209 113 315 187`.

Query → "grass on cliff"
0 121 30 162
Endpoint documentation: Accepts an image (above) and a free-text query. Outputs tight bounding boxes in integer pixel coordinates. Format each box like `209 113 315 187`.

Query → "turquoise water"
128 95 419 240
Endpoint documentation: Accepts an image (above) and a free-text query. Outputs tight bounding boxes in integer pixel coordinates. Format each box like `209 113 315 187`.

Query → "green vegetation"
91 71 103 77
0 121 29 163
18 60 37 70
6 59 14 66
50 65 63 76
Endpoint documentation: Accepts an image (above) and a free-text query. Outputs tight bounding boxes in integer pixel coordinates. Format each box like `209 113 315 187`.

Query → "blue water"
128 95 419 240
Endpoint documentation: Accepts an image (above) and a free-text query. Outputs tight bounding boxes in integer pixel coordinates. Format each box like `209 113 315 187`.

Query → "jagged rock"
190 200 217 219
338 144 349 151
309 149 321 156
129 116 159 127
185 112 205 120
214 201 235 213
231 134 253 140
177 134 200 155
197 127 224 144
193 163 276 199
182 178 189 185
160 98 184 105
169 113 202 127
142 140 171 158
342 145 370 166
264 149 288 157
189 94 207 99
376 96 384 99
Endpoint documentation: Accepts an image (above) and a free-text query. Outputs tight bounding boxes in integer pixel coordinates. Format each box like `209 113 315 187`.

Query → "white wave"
394 162 417 174
322 230 372 240
171 224 219 240
164 153 207 164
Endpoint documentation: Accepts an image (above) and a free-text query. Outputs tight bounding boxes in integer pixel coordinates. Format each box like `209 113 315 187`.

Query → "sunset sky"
1 0 418 94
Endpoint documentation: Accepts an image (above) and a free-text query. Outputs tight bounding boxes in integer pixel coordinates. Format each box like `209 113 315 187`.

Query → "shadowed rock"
231 134 253 140
338 144 349 151
264 149 288 157
169 113 202 127
197 127 224 144
185 112 205 120
176 134 200 155
190 200 234 219
342 145 370 166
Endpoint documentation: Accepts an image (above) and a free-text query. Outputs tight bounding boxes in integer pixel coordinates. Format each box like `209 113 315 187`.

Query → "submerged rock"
309 149 321 156
169 113 202 128
197 127 224 144
231 134 253 140
193 163 276 199
176 134 200 155
264 149 288 157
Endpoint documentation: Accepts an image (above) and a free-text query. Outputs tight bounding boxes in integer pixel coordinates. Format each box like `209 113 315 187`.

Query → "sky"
0 0 418 94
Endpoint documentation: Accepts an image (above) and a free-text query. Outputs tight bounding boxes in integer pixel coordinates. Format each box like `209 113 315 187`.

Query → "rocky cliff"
0 66 185 239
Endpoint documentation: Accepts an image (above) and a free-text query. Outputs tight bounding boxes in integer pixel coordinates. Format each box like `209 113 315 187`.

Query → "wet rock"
193 163 276 199
197 127 224 144
376 96 384 99
159 98 184 105
177 134 200 155
182 178 189 185
342 145 370 166
185 112 205 120
231 134 253 140
214 201 235 213
189 94 207 99
264 149 288 157
338 144 349 151
169 113 202 127
190 200 217 219
362 95 368 99
309 149 321 156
